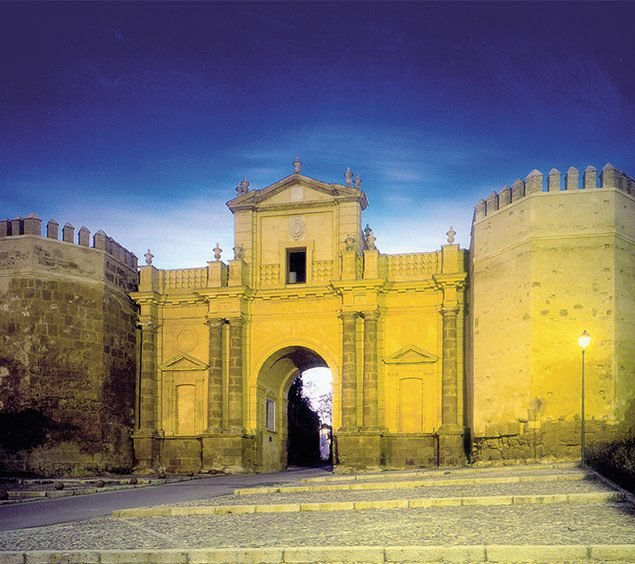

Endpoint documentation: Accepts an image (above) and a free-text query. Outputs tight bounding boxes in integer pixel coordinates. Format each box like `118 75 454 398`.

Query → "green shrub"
587 436 635 494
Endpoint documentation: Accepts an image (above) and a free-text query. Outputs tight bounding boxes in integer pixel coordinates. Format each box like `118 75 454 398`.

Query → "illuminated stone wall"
470 165 635 462
131 169 468 473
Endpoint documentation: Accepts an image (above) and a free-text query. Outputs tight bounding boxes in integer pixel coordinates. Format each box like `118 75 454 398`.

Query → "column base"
132 431 161 474
438 427 466 467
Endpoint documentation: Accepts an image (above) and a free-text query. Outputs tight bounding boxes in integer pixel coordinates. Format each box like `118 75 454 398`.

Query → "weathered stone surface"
0 233 137 476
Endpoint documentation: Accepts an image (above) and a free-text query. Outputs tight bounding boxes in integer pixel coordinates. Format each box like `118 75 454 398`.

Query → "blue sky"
2 2 634 268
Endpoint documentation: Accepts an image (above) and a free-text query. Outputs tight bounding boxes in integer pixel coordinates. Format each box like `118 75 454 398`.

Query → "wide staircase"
5 464 635 562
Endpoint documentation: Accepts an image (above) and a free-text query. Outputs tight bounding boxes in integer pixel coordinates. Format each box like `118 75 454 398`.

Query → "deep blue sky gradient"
2 2 634 267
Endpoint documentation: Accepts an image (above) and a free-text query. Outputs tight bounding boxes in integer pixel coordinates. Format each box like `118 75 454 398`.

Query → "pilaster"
362 310 380 429
339 311 358 430
227 316 244 432
205 318 224 432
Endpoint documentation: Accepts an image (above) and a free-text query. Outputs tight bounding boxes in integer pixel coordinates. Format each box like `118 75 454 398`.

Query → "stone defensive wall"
470 163 635 463
474 163 635 220
0 214 138 476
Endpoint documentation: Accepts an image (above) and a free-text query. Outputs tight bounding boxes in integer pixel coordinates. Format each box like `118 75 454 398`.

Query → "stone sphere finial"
354 175 362 189
144 249 154 265
213 243 222 261
344 167 353 185
446 226 456 244
293 157 302 173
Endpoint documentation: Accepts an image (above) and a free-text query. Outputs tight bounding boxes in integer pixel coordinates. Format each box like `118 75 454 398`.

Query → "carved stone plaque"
289 216 305 241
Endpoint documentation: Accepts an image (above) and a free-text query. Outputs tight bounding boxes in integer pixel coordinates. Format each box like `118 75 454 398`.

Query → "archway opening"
288 367 333 466
256 346 334 472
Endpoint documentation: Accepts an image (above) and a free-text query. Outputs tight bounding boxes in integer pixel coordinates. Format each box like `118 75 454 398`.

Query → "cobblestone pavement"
0 464 633 559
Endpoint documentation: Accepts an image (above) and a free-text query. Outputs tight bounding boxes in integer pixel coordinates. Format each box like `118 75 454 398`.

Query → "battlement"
474 163 635 221
0 213 138 270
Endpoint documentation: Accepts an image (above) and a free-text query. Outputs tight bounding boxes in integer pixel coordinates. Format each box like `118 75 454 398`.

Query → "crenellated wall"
0 214 139 476
470 164 635 463
474 163 635 221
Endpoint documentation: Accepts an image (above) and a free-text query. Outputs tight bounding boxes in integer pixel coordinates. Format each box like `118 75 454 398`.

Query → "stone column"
227 317 244 432
339 311 358 430
206 318 224 432
438 305 464 466
138 321 159 432
362 310 379 429
440 306 460 428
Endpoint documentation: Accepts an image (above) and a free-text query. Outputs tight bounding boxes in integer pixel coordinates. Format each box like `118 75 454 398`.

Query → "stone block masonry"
0 215 138 476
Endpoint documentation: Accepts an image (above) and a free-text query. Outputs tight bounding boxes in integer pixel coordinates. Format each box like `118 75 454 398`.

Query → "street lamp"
577 330 591 467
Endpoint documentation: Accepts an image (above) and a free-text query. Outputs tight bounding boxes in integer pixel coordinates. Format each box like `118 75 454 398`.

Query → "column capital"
137 320 160 333
338 310 359 321
361 309 380 322
440 305 460 317
204 317 225 329
226 314 247 327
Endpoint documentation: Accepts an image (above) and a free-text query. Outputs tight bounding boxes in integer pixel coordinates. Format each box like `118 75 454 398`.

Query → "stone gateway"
0 162 633 475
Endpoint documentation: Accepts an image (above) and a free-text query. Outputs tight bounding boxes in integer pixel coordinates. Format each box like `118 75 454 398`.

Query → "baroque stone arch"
253 342 336 472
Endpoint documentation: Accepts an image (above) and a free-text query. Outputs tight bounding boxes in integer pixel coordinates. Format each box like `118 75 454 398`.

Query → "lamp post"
577 330 591 467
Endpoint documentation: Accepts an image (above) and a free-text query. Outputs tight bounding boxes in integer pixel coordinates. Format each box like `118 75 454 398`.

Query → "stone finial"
354 175 362 189
446 226 456 244
345 234 355 251
364 225 376 250
293 157 302 173
233 243 244 260
236 177 250 195
213 242 222 261
344 167 353 185
144 249 154 265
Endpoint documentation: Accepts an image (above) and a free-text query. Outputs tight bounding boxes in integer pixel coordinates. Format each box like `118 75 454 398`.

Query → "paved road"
0 467 328 531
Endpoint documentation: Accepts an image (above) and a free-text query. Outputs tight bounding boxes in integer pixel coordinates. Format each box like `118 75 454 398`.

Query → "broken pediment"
159 353 209 371
227 174 368 212
383 345 438 365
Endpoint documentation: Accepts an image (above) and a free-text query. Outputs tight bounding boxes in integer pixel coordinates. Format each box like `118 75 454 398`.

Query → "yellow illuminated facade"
470 165 635 461
131 166 467 472
129 162 635 472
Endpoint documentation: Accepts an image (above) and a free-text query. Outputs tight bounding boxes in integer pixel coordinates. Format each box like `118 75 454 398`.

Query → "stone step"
234 471 587 495
113 491 625 518
3 544 635 563
302 462 579 483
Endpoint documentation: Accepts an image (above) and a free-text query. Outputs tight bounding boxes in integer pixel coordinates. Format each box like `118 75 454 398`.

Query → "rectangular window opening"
287 248 306 284
266 398 276 432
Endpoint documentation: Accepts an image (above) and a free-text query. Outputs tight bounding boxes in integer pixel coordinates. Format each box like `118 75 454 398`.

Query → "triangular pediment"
383 345 438 364
159 353 208 371
227 173 368 212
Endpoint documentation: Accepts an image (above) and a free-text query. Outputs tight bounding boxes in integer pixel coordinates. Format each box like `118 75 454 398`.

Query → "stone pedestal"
438 428 465 467
132 432 161 473
202 433 255 473
335 431 383 470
